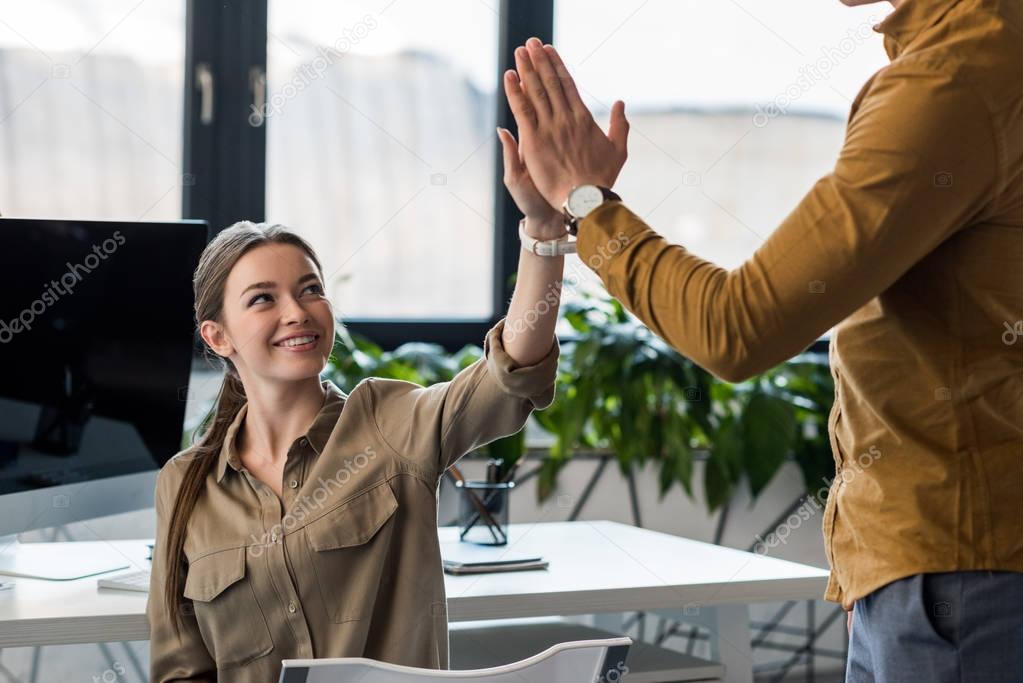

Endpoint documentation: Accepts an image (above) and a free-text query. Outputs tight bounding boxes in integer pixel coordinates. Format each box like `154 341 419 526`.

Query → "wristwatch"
518 219 576 256
563 185 621 236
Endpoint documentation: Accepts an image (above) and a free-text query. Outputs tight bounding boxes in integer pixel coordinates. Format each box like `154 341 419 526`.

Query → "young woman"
146 127 568 682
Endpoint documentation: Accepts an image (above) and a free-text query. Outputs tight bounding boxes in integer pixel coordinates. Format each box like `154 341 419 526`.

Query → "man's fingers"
542 44 588 116
526 38 569 117
503 70 536 132
608 100 630 159
514 45 551 121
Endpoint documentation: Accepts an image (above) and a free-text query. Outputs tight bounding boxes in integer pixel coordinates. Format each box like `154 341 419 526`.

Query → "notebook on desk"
440 542 548 575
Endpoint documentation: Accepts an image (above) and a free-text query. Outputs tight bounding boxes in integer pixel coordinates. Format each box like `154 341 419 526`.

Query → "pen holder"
456 480 514 546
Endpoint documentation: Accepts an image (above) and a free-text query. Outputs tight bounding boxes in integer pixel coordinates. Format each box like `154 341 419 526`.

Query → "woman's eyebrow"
240 281 274 299
239 274 320 300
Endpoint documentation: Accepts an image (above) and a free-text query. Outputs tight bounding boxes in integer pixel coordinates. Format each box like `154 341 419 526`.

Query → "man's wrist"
562 183 621 236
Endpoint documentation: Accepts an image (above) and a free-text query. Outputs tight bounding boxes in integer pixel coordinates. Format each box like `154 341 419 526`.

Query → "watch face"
568 185 605 219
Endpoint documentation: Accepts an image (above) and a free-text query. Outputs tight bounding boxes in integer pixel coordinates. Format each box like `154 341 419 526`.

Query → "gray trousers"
846 570 1023 682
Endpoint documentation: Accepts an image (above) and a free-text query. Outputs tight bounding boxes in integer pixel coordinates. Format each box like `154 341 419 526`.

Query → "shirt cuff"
483 318 560 410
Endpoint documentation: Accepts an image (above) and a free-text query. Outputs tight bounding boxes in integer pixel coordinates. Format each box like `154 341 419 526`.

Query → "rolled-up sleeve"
576 64 999 382
366 317 559 476
146 461 217 682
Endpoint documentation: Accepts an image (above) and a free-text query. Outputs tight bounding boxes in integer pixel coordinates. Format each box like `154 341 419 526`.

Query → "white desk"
0 521 830 683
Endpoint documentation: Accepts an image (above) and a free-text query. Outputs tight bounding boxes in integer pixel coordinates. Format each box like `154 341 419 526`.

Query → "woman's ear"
199 320 233 358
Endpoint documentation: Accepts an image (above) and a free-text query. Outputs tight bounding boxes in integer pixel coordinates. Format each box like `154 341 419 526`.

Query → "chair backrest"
278 637 632 683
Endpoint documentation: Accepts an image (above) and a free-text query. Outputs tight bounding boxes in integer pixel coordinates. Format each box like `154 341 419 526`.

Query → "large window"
0 0 895 348
554 0 890 304
0 0 185 220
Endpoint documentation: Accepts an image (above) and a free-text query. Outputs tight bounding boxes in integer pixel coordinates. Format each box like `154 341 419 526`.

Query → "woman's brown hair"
164 221 323 635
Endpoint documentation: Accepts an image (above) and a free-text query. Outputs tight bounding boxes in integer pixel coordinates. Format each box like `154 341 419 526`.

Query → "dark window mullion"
182 0 218 226
494 0 555 319
183 0 267 233
220 0 266 228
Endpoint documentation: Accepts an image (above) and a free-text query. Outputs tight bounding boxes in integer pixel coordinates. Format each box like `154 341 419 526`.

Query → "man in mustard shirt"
501 0 1023 680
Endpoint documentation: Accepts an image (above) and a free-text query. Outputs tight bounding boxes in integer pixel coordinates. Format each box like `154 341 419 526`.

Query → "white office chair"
278 637 632 683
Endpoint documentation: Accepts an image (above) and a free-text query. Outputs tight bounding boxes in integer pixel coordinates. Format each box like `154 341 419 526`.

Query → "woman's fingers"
541 44 588 116
514 45 552 122
526 38 569 116
503 70 536 133
497 127 524 183
608 100 630 159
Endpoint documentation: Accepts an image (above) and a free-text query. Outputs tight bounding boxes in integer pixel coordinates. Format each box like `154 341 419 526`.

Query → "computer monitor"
0 217 208 579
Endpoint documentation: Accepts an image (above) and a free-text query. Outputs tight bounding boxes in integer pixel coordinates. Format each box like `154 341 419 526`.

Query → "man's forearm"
575 202 804 382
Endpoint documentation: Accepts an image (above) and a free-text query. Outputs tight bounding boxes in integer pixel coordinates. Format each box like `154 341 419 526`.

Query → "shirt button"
289 479 299 489
288 601 297 613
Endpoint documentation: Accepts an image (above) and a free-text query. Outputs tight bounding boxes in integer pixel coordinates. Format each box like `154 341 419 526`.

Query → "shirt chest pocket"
183 546 274 669
303 481 399 623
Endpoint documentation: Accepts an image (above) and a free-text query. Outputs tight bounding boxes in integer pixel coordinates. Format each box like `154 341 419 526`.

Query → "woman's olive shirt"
146 318 559 682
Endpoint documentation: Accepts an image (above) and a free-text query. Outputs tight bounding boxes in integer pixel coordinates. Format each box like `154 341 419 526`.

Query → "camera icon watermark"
91 660 126 683
51 63 71 79
683 386 701 402
933 172 954 187
430 172 448 186
809 280 826 294
556 494 574 509
934 387 952 401
682 171 701 187
53 493 70 508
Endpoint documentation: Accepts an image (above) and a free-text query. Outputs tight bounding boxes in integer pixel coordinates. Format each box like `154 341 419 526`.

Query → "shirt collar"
215 380 347 484
875 0 961 60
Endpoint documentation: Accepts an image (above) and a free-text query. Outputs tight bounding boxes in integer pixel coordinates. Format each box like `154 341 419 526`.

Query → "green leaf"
703 455 732 512
741 391 797 498
703 414 743 512
537 458 563 502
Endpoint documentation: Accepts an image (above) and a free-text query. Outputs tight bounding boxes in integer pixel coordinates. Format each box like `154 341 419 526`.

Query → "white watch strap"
518 219 576 256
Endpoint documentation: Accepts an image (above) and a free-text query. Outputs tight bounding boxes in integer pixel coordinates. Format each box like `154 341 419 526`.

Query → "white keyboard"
97 569 151 593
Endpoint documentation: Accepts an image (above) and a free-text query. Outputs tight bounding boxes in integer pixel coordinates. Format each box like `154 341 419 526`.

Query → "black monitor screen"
0 218 209 495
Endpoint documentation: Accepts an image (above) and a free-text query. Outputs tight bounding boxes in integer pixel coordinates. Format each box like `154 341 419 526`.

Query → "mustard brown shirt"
146 318 558 682
576 0 1023 609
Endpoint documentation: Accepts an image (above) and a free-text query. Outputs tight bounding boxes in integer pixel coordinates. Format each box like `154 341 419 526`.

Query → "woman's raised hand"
497 127 566 239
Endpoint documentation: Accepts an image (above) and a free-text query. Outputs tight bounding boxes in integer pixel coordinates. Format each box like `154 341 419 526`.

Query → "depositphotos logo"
0 231 126 344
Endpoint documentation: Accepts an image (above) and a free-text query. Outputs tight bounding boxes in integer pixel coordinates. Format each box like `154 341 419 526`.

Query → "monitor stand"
0 534 131 580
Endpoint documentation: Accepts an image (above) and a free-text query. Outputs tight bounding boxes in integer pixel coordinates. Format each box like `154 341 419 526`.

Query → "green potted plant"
531 288 835 510
323 289 835 513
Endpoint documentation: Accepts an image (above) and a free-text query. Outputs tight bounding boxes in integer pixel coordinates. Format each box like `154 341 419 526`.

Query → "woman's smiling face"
201 242 335 386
